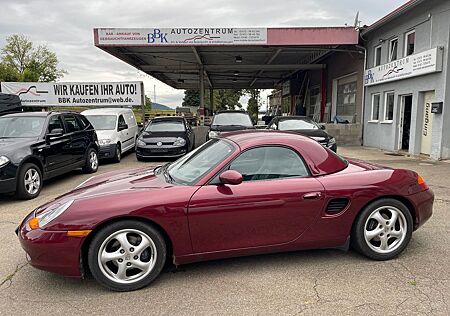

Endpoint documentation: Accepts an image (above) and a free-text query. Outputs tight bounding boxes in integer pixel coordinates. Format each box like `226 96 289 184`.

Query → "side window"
118 115 126 128
229 146 309 182
76 115 88 130
63 115 81 133
47 116 64 133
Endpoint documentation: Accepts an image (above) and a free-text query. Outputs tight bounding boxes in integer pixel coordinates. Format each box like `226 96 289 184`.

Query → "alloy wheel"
90 151 98 170
97 229 157 284
364 206 407 254
24 168 40 195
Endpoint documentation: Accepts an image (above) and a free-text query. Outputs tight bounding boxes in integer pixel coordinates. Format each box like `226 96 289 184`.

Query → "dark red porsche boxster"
17 131 433 291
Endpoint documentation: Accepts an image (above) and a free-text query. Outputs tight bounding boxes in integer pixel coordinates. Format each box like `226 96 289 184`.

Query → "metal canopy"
94 27 360 90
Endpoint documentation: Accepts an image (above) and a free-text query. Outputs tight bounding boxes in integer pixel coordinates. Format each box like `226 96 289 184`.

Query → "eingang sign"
364 47 443 86
0 81 143 107
95 28 267 46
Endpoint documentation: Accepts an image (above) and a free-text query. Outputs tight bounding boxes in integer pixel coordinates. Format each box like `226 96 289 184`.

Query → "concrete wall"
325 124 362 146
363 0 450 160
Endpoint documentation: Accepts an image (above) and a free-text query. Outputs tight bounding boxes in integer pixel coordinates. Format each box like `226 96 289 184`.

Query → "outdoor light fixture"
234 71 239 76
177 79 185 83
232 78 237 82
235 56 243 63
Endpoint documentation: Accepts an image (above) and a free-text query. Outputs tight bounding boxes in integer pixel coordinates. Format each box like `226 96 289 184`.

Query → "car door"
118 114 132 150
44 115 71 172
62 114 86 164
188 146 325 253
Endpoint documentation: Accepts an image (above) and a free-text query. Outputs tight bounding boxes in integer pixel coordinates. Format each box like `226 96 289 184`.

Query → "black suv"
0 111 99 199
207 110 254 140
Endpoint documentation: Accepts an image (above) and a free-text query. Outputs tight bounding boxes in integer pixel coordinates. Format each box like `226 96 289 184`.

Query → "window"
229 146 309 182
278 118 319 130
48 116 64 133
384 92 395 121
374 45 382 66
118 115 126 128
389 38 398 61
63 115 81 132
85 115 117 130
371 94 381 121
336 75 357 117
307 86 320 119
145 119 185 132
0 116 45 138
405 30 415 56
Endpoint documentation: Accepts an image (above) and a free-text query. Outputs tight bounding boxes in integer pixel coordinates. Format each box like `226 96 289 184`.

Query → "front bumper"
17 214 84 278
409 188 434 230
0 177 16 194
98 143 118 159
136 145 187 158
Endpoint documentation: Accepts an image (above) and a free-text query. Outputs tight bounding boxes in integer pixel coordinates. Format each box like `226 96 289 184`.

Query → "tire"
88 220 167 291
83 148 99 173
16 163 42 200
351 198 413 261
113 143 121 163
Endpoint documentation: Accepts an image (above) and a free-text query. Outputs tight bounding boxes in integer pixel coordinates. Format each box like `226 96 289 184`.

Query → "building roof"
362 0 426 35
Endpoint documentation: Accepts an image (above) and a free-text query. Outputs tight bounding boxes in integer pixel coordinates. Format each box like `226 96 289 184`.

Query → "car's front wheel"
16 163 42 200
113 143 121 163
83 148 99 173
88 220 166 291
351 198 413 260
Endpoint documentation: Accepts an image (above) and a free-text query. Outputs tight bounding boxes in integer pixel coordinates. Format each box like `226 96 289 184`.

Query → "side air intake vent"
326 198 349 213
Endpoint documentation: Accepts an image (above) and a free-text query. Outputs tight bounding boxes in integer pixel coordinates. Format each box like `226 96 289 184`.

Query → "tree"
210 89 243 111
0 63 20 82
1 34 66 82
245 89 260 123
144 95 152 110
182 90 200 107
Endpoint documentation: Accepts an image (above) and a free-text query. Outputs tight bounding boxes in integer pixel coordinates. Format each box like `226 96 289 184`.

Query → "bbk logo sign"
148 29 168 43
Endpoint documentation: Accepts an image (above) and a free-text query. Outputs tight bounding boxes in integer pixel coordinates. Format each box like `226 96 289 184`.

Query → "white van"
82 108 138 162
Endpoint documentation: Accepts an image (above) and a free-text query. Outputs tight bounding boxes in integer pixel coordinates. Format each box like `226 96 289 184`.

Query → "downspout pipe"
356 44 367 146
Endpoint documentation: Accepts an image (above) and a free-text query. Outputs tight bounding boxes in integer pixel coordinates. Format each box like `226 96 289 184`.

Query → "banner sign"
0 81 143 107
96 28 267 46
364 47 443 86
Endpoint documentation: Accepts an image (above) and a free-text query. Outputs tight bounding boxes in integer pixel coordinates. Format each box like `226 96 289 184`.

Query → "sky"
0 0 408 108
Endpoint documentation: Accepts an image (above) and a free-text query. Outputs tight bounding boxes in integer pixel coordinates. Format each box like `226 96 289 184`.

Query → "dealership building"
90 0 449 159
362 0 450 160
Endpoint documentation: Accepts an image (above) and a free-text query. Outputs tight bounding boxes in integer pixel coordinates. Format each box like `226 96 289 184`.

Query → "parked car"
17 131 433 291
207 110 254 139
0 111 98 199
136 116 195 160
82 108 138 163
267 116 337 152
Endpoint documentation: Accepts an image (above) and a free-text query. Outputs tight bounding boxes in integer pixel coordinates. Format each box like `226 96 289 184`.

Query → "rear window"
212 113 253 127
278 119 318 130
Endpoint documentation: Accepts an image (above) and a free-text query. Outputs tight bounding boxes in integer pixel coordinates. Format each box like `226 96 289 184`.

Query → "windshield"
0 116 45 138
85 115 117 130
212 113 253 127
278 119 319 130
146 120 185 132
167 139 235 185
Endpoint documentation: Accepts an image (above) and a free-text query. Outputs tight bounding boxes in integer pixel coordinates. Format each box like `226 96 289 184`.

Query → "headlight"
208 131 220 139
136 138 146 146
0 156 9 168
327 138 336 147
33 200 74 228
99 139 111 146
173 137 186 146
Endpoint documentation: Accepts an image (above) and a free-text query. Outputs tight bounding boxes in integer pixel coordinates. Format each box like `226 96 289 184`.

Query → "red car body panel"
17 131 434 278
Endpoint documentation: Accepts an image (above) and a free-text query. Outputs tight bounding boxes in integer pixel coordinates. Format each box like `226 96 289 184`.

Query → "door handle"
303 192 322 200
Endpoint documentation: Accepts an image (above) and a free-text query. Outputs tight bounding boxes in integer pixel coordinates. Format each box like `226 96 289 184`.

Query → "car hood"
0 137 38 155
210 125 254 132
283 129 331 141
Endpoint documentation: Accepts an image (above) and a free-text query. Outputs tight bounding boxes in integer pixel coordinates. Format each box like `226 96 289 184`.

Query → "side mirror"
319 124 326 130
219 170 243 185
118 124 128 131
47 128 64 139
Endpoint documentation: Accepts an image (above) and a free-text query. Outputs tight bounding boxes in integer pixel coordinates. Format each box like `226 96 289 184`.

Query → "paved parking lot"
0 147 449 315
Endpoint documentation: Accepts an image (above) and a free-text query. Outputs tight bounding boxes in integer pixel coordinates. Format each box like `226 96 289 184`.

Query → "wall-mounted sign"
0 81 143 107
95 28 267 46
282 81 291 96
364 47 443 86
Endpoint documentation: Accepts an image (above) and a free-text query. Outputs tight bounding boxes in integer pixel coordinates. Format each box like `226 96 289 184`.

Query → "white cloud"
0 0 407 108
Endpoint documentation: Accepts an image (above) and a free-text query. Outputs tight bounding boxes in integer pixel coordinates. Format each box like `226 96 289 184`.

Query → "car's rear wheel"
113 143 121 163
16 163 42 200
351 198 413 260
83 148 99 173
88 220 166 291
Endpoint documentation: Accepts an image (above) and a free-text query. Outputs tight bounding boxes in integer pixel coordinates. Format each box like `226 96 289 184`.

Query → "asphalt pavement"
0 147 449 315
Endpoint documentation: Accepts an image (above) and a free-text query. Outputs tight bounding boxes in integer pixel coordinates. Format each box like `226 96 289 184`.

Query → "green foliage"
245 89 260 123
144 95 152 110
209 89 243 111
0 34 66 82
182 90 200 107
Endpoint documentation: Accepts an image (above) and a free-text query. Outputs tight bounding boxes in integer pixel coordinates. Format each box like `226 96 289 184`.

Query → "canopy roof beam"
191 47 213 88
